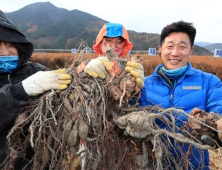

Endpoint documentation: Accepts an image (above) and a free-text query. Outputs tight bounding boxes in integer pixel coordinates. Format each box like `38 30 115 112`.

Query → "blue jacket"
139 63 222 170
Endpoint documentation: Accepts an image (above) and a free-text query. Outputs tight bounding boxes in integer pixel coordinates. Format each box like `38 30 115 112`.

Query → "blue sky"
1 0 222 43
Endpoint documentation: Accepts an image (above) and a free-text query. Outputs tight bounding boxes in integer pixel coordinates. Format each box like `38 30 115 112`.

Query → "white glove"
84 57 114 79
22 69 72 96
116 111 151 138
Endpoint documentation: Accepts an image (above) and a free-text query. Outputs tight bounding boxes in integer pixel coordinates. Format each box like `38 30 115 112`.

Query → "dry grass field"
30 53 222 80
30 53 222 169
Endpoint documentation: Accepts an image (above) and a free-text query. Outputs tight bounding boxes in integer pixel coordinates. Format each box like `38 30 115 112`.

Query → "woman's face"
0 41 18 56
158 32 193 70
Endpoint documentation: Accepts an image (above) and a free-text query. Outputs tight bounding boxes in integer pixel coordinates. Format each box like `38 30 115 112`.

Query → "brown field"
30 53 222 80
30 53 222 168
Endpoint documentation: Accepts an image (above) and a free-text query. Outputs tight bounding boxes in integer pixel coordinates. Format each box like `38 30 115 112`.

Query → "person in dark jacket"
0 10 71 169
117 21 222 169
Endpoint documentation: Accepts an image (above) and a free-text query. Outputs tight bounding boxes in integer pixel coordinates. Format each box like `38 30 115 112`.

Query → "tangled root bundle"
2 49 219 170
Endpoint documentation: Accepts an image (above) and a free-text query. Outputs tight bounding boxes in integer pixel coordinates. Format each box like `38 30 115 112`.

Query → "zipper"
8 74 12 84
170 94 173 100
170 93 173 107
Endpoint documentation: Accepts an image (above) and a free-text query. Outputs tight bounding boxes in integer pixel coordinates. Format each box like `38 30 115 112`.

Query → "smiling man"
118 21 222 169
159 32 193 70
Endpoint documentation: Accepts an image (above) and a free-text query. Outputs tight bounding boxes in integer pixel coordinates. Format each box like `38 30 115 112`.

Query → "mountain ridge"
194 42 212 47
5 2 211 54
203 43 222 52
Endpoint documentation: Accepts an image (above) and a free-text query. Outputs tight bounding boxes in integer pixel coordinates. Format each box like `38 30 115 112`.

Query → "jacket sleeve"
0 62 49 132
206 74 222 115
0 82 30 132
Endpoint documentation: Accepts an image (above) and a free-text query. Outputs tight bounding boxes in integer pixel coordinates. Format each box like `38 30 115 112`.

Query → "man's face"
158 32 193 70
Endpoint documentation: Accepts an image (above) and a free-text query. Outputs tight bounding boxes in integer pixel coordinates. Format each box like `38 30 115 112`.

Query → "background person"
0 10 71 169
83 23 145 89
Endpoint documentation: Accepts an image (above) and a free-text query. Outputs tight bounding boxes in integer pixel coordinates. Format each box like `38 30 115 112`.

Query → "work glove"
125 61 145 89
84 57 114 79
116 111 151 139
22 69 72 96
188 108 222 148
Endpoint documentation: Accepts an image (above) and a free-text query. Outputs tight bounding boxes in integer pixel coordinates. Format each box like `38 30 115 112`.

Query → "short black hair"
160 21 196 47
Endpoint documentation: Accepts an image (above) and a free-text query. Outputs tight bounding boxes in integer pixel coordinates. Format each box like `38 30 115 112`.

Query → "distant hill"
5 2 210 54
194 42 212 47
6 2 106 49
192 46 211 55
203 43 222 52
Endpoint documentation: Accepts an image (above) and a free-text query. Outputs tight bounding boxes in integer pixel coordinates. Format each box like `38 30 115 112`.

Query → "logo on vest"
183 86 201 90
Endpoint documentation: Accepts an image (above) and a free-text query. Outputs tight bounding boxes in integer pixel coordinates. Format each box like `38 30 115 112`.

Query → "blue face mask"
0 55 19 73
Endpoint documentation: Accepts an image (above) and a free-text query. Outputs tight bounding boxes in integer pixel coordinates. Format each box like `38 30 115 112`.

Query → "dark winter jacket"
0 10 48 169
140 63 222 170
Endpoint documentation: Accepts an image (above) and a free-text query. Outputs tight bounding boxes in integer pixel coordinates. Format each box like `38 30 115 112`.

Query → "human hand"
189 108 222 148
125 61 144 88
84 57 114 79
188 108 202 130
116 111 151 138
22 69 72 96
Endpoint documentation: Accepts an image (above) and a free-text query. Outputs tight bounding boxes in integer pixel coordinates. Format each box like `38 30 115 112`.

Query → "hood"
0 10 34 64
93 23 133 57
